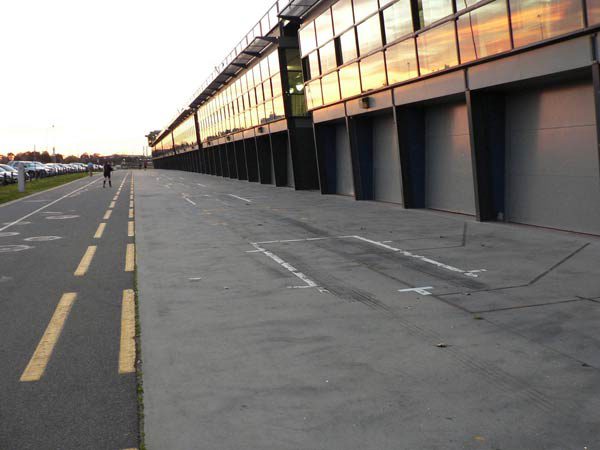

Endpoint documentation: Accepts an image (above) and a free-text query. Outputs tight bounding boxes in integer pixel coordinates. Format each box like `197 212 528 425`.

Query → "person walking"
103 162 113 188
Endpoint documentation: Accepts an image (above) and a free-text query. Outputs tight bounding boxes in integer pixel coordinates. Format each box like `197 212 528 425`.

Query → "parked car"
0 164 29 182
0 166 14 184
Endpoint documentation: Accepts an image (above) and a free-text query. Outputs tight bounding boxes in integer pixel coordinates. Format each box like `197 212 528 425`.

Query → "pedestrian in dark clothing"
103 162 113 188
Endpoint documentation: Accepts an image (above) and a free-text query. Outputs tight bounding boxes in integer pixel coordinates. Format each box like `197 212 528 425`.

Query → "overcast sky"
0 0 277 156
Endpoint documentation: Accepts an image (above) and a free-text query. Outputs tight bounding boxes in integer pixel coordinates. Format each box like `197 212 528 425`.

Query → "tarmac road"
136 169 600 450
0 171 138 449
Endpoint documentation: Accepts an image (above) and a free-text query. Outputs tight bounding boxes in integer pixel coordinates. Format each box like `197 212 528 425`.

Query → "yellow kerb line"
94 223 106 239
119 289 136 374
103 210 112 220
128 208 134 219
125 244 135 272
74 246 97 276
128 221 135 237
20 293 77 382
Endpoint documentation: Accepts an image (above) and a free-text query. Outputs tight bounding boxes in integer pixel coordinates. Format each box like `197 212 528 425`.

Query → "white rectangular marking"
251 243 319 289
228 194 252 203
350 235 485 278
184 198 196 206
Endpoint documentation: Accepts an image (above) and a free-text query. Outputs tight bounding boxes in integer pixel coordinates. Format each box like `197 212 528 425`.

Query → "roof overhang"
278 0 320 20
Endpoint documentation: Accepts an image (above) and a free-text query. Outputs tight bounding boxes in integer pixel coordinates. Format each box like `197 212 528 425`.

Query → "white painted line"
399 287 434 296
251 243 319 290
184 198 197 206
0 178 101 233
197 183 206 187
228 194 252 203
349 235 486 278
255 237 330 245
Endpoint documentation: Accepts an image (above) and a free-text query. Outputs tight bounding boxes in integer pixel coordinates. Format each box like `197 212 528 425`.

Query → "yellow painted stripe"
20 293 77 382
103 210 112 220
128 221 135 237
125 243 135 272
128 208 134 219
109 201 116 209
112 196 119 201
129 200 134 208
74 246 97 276
94 222 106 239
119 289 136 374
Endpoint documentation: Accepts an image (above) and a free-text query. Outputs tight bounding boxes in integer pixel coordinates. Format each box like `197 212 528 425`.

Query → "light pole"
51 124 56 163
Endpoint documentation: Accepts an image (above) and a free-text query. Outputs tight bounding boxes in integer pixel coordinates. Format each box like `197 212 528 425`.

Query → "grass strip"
0 173 88 204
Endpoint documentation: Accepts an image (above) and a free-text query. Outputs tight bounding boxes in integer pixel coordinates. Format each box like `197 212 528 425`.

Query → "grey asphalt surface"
0 171 138 449
136 169 600 450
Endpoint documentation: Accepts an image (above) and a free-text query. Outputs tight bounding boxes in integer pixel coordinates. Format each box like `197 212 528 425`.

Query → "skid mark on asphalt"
20 293 77 382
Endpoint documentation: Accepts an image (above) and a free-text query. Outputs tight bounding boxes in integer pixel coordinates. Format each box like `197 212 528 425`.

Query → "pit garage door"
425 101 475 215
335 123 354 196
373 114 403 204
506 81 600 235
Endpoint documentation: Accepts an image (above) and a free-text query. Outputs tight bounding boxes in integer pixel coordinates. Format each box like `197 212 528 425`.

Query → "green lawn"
0 172 88 205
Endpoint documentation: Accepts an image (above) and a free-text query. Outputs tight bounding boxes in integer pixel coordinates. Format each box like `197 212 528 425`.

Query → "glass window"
359 51 387 91
322 71 341 104
380 0 395 6
357 14 383 55
264 100 274 122
320 41 338 73
340 63 362 97
418 0 454 27
316 8 334 46
300 22 317 56
458 0 511 63
385 38 418 83
589 0 600 24
353 0 379 22
263 79 272 100
417 21 458 74
253 65 262 85
271 75 283 97
268 51 280 75
510 0 584 47
306 79 323 109
332 0 354 35
383 0 413 43
273 96 286 119
309 51 320 79
260 58 270 81
256 84 264 104
455 0 482 9
340 28 358 62
288 71 305 94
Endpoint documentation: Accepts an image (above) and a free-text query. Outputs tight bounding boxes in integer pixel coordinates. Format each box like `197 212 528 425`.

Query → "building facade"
151 0 600 236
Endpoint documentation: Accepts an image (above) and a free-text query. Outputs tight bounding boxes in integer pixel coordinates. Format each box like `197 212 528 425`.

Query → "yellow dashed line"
129 200 134 208
103 210 112 220
128 208 134 219
109 201 116 209
94 223 106 239
74 246 97 276
20 293 77 382
128 221 135 237
125 244 135 272
119 289 136 374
